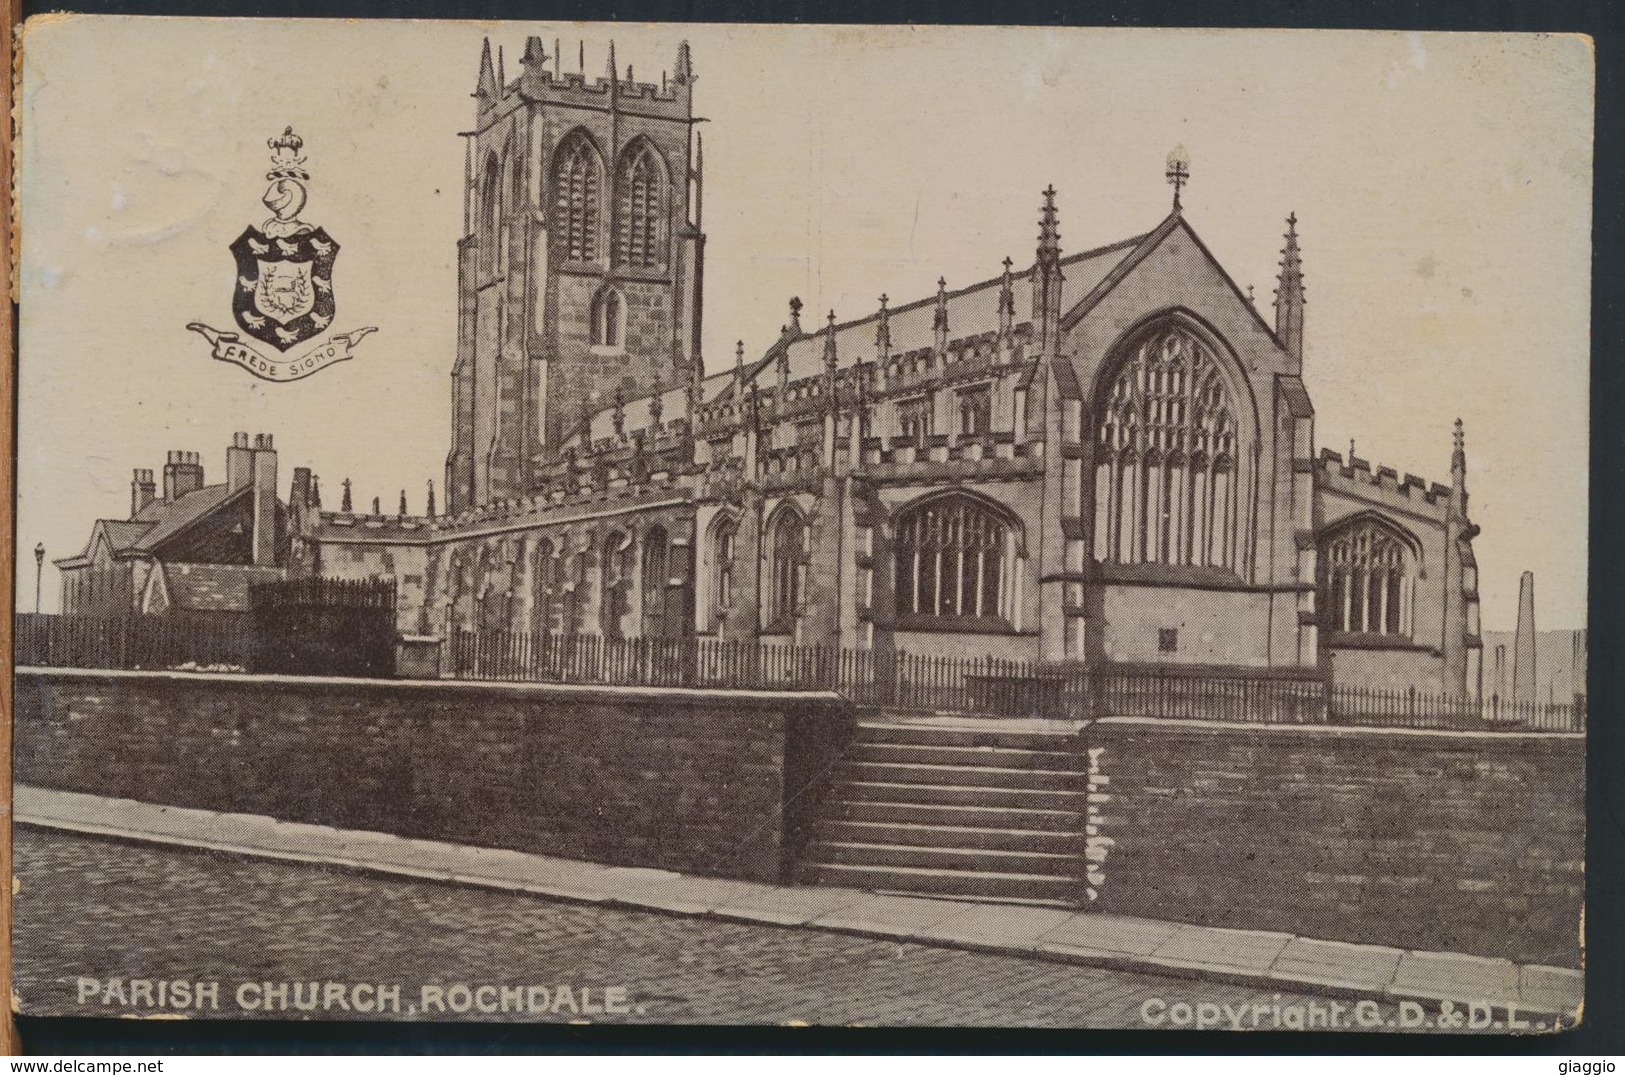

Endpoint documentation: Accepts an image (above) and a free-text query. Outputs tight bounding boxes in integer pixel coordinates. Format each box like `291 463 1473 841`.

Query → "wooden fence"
14 612 257 672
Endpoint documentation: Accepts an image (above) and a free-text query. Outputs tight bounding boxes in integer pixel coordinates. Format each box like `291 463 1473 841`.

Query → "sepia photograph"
8 17 1593 1038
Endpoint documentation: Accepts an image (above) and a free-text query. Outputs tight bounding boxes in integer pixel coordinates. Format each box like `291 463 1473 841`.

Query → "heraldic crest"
189 127 374 381
231 127 338 350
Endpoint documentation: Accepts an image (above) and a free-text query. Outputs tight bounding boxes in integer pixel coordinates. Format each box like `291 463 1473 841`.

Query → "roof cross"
1166 145 1191 211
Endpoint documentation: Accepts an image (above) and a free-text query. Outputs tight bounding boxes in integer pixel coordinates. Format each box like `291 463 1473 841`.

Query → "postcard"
10 18 1591 1032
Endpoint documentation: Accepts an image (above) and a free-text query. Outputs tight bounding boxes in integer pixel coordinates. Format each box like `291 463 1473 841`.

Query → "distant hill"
1479 628 1587 703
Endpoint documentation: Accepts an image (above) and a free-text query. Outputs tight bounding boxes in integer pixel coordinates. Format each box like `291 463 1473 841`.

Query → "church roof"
770 232 1148 386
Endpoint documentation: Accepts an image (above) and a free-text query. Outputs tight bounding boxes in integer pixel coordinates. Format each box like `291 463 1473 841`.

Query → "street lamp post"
34 542 45 614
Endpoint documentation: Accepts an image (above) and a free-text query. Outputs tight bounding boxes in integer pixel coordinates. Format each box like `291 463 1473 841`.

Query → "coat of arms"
188 127 375 381
232 128 338 350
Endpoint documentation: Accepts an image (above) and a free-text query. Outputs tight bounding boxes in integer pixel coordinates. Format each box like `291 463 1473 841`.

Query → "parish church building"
73 35 1481 698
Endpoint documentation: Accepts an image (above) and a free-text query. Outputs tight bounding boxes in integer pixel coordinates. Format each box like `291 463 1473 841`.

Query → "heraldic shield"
229 226 340 351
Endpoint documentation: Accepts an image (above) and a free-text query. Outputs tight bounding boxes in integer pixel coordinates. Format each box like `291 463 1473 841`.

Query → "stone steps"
798 718 1091 907
800 861 1084 904
830 799 1086 833
837 760 1086 792
847 740 1088 771
814 818 1087 854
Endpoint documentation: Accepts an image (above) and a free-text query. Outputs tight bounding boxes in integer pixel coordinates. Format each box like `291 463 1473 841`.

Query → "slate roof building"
55 433 290 619
283 35 1483 699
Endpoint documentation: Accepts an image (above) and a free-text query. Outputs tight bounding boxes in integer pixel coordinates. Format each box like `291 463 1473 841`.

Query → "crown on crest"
266 126 310 181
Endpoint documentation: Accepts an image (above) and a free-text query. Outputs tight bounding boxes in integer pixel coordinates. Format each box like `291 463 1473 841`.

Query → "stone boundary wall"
13 668 854 885
1082 717 1585 968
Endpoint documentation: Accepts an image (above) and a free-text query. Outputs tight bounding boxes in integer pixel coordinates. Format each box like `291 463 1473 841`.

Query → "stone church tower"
446 36 705 514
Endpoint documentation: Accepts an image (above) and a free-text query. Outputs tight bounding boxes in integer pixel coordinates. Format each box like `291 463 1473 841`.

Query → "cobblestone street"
13 829 1499 1032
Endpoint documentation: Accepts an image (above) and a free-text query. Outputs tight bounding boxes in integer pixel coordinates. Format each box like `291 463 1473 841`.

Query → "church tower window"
1320 518 1415 636
894 493 1014 624
591 289 624 347
616 141 665 271
480 154 502 278
1093 326 1241 570
554 132 604 263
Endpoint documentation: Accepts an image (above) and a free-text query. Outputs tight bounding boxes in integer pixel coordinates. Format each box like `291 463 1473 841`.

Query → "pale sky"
17 19 1592 630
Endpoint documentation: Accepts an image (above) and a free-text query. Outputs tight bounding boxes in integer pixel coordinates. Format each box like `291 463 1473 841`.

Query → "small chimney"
162 450 205 501
130 468 157 519
226 431 254 490
250 433 279 566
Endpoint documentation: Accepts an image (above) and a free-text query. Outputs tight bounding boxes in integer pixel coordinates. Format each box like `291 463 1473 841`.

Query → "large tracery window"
895 494 1013 624
766 508 805 632
616 142 664 271
1321 519 1415 636
554 133 604 263
1093 327 1242 570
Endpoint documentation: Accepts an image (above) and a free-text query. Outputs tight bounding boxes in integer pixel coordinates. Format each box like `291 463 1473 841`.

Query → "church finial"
426 479 436 518
311 474 322 509
399 489 408 518
522 35 547 70
875 293 892 355
371 496 381 516
674 40 694 86
1165 145 1191 212
475 37 498 99
934 277 950 352
787 296 803 336
605 40 618 83
496 45 506 94
1452 417 1466 474
998 256 1017 339
1037 185 1060 261
1033 187 1064 352
341 478 352 513
824 311 840 420
733 339 746 401
1274 212 1306 366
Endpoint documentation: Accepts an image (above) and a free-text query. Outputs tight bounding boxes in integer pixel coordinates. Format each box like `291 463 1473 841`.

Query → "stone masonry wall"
1083 717 1584 967
14 669 853 885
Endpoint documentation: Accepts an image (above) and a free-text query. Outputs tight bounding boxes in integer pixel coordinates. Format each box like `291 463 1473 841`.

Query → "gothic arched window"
616 141 664 271
480 154 501 277
553 132 604 263
712 516 737 613
1093 326 1242 570
591 288 624 347
894 494 1014 623
642 526 672 639
600 529 631 639
767 507 805 631
1320 519 1416 636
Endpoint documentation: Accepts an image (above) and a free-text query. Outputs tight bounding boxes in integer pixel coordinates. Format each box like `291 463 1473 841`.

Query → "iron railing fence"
1330 684 1585 733
445 629 1584 732
14 614 1585 733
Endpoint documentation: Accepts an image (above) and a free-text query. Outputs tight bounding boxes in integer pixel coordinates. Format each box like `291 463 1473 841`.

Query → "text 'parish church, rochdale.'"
66 36 1485 699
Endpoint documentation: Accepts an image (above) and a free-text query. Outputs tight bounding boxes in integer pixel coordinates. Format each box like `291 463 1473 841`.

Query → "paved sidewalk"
14 785 1583 1019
